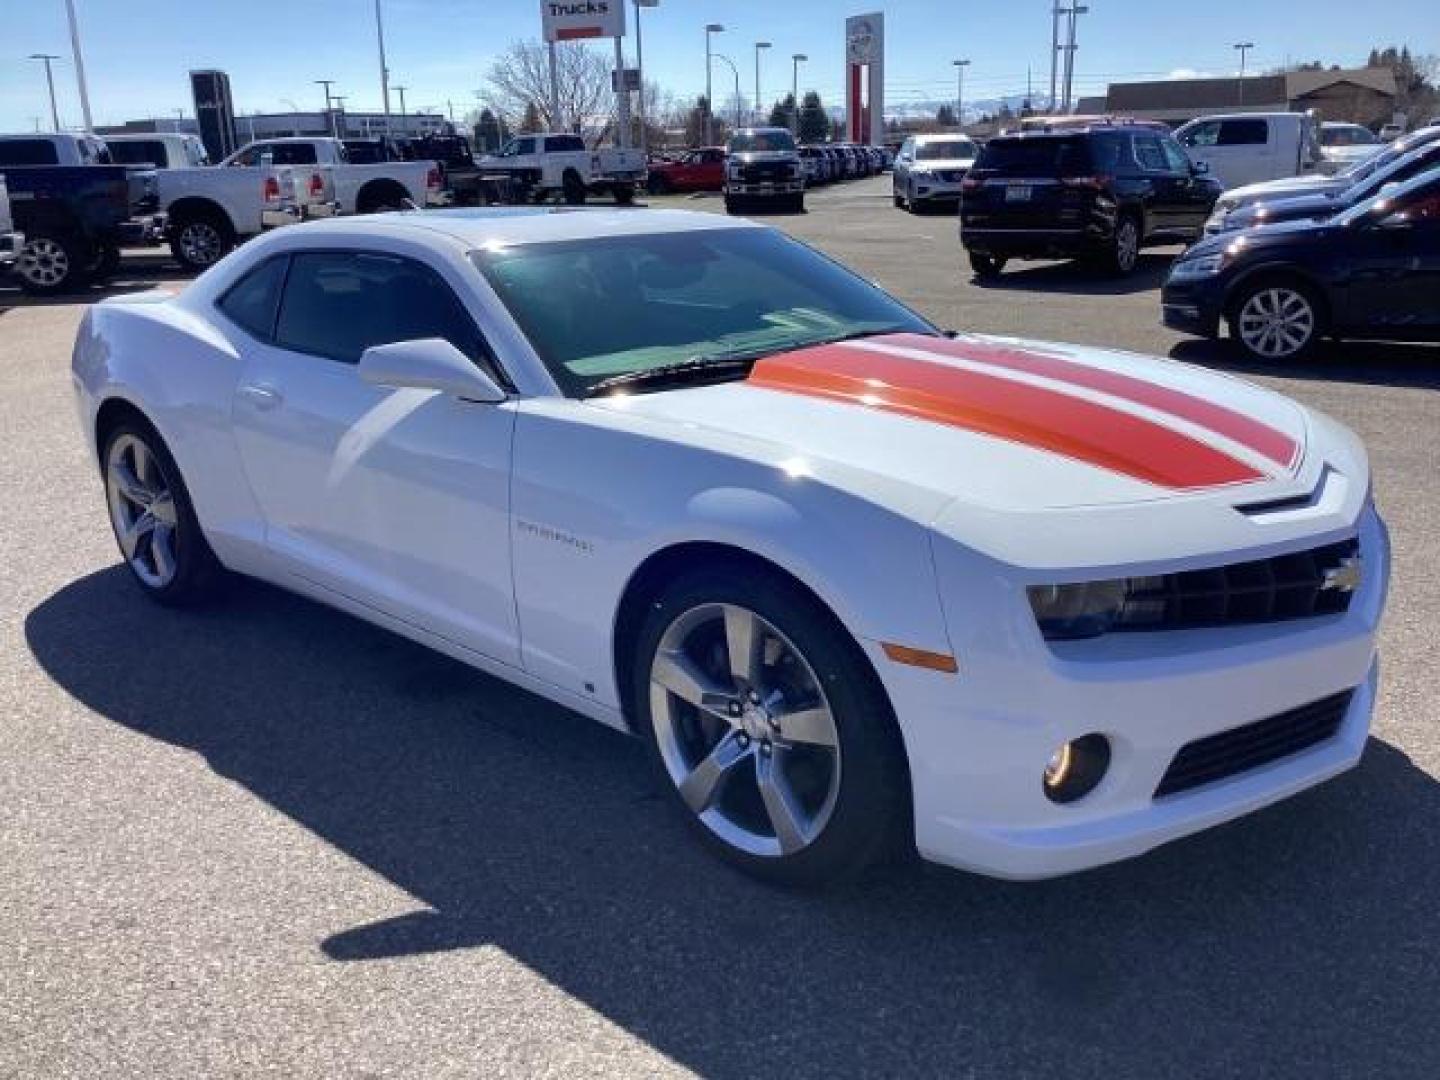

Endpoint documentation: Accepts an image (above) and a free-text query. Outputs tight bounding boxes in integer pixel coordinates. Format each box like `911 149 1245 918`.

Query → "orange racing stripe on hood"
878 334 1300 468
747 344 1266 490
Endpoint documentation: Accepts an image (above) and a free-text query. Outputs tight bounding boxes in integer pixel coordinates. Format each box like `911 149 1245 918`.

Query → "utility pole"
29 54 62 131
1234 42 1255 106
394 85 408 137
713 53 742 132
635 0 657 153
755 41 772 125
705 24 725 145
173 107 184 132
62 0 94 130
953 59 971 131
1060 4 1088 114
792 54 808 136
1049 4 1063 113
316 79 336 137
333 97 347 137
374 0 392 134
614 36 631 149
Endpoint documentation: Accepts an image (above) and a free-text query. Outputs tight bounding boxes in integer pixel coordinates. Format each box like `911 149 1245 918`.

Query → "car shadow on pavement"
1170 338 1440 391
25 568 1440 1078
970 252 1176 296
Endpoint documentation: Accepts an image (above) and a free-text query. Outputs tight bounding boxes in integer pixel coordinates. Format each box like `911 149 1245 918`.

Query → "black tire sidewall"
631 564 911 886
1227 277 1324 363
102 421 221 606
169 214 233 272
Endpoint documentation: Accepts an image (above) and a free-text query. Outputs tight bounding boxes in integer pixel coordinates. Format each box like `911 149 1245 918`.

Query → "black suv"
960 124 1224 278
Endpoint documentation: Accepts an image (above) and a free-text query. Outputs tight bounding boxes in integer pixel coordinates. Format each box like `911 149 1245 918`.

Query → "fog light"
1043 734 1111 804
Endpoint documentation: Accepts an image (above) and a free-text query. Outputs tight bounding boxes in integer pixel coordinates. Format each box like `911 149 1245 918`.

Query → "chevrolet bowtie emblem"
1321 556 1363 594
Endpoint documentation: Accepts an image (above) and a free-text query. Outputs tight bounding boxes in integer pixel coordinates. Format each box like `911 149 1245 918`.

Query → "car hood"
593 333 1324 519
1223 191 1349 229
1219 175 1349 206
729 151 798 164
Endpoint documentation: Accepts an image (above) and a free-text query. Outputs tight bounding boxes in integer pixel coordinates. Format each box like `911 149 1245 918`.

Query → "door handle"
238 382 283 410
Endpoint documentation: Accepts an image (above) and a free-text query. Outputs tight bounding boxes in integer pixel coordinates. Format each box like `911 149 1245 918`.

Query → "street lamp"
754 41 772 125
394 84 409 136
61 0 94 130
29 54 62 132
704 23 725 145
1234 42 1255 105
791 53 808 136
316 79 337 137
333 97 348 137
1059 4 1088 113
953 59 971 131
374 0 392 134
634 0 659 153
713 53 743 132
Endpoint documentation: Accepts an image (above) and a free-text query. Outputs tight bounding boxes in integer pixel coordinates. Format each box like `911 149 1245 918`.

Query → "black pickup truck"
0 165 148 294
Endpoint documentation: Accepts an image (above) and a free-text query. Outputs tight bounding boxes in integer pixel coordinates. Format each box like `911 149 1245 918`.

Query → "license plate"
1005 185 1032 202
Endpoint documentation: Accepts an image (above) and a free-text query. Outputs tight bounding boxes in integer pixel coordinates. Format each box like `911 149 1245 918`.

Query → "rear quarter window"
546 136 585 153
0 139 60 166
1217 120 1270 146
217 256 288 341
107 141 166 166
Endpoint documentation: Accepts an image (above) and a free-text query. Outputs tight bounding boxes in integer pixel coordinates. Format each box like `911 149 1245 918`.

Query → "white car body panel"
222 138 442 212
70 208 1389 880
1175 113 1323 190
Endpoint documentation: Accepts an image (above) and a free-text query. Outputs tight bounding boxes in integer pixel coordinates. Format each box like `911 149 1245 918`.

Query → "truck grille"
1155 690 1354 798
741 162 792 182
1113 538 1360 633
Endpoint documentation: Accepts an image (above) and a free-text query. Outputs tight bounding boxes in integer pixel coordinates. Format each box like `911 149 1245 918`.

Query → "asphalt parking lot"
2 174 1437 1078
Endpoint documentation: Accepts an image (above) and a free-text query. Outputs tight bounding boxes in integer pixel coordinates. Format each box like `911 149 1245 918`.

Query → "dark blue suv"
1162 165 1440 361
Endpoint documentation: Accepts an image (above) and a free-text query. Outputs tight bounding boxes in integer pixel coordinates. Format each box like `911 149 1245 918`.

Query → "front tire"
562 170 587 206
633 564 910 886
101 421 224 606
969 252 1007 279
1227 278 1325 362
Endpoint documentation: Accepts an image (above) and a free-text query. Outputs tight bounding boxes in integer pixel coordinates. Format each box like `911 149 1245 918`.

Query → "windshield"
471 228 932 397
916 139 978 161
1322 125 1378 147
728 130 796 154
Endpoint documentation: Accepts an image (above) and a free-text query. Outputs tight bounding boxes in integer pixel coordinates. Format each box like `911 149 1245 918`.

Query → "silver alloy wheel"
1115 218 1140 271
1238 287 1316 359
178 221 223 267
650 603 842 859
105 434 180 589
17 237 70 287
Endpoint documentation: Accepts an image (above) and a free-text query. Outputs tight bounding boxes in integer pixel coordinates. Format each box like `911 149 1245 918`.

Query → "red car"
647 147 726 193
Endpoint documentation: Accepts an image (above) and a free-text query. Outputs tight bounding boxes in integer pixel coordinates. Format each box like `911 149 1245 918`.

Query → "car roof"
280 207 764 248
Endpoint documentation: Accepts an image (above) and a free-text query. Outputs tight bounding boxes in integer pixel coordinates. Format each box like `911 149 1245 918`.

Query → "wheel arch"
356 177 410 213
166 196 233 231
1222 262 1333 325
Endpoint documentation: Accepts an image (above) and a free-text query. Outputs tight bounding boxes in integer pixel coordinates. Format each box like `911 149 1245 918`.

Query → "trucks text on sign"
542 0 626 41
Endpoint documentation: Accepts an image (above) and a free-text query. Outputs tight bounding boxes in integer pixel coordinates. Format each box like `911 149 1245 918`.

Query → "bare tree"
486 39 613 139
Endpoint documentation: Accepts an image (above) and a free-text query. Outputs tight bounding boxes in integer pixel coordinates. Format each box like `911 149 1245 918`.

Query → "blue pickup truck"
0 133 164 294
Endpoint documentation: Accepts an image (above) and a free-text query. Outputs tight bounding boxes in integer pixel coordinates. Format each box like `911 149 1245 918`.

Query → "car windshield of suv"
916 139 978 161
471 228 933 397
974 136 1089 176
729 130 796 153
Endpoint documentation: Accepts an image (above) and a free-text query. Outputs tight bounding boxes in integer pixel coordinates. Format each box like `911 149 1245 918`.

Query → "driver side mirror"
359 339 506 403
1192 160 1210 175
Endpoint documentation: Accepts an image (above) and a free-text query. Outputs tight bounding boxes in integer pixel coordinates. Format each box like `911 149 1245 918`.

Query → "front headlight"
1169 252 1227 280
1027 581 1128 640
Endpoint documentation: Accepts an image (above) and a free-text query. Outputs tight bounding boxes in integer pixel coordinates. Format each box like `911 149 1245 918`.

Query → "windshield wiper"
587 352 765 397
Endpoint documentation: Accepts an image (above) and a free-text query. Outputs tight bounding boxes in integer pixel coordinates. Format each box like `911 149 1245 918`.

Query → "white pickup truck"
477 133 646 204
1173 112 1324 189
222 137 444 214
104 132 211 169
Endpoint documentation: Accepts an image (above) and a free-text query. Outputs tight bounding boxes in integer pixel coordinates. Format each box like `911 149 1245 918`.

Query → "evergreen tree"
519 101 544 133
798 91 829 143
935 104 958 127
769 94 796 129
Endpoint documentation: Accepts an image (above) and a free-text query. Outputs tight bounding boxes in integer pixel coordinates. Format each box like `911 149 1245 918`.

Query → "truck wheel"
15 231 92 295
357 180 409 214
88 241 123 282
647 174 672 195
562 170 587 206
969 253 1007 280
169 212 235 273
724 196 742 215
788 193 806 214
614 185 636 206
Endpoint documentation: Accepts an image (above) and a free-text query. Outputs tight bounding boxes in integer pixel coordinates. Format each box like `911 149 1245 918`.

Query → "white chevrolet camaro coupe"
71 208 1390 885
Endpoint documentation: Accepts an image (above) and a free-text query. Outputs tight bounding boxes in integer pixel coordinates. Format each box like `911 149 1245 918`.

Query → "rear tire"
15 230 92 295
614 185 636 206
1103 214 1142 277
101 420 225 606
969 252 1007 280
633 563 911 886
724 195 741 215
562 170 587 206
169 211 235 273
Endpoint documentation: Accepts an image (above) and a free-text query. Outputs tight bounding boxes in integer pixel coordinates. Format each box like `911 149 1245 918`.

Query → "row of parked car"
646 140 890 195
943 116 1440 361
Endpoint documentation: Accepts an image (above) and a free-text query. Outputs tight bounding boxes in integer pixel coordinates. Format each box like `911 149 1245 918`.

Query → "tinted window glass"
1133 135 1168 171
472 229 931 397
1218 120 1269 146
1179 121 1221 148
916 139 978 161
107 140 167 166
728 130 797 153
276 252 489 366
1161 138 1193 174
270 143 318 165
974 137 1089 176
1088 133 1129 172
513 138 536 155
218 256 288 340
546 135 585 152
0 139 59 165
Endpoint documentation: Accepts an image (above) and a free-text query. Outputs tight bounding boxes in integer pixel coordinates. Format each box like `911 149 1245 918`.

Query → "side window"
217 255 289 341
1133 135 1169 172
1179 121 1220 149
1218 120 1270 147
0 139 60 165
275 251 493 368
1161 137 1193 174
513 137 536 156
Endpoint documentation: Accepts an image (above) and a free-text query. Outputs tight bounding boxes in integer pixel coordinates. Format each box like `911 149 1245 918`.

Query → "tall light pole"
29 54 62 132
704 23 725 145
1060 4 1088 114
713 54 742 132
791 53 808 136
1234 42 1255 105
635 0 659 153
1049 4 1063 113
333 97 347 137
953 59 971 131
394 84 408 136
374 0 392 134
754 41 772 125
316 79 336 137
62 0 94 130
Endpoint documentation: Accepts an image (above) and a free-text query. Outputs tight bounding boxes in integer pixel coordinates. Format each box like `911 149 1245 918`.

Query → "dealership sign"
542 0 625 41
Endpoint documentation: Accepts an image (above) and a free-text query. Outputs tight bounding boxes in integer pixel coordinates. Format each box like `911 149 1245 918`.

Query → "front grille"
1112 538 1360 633
1155 690 1354 798
741 162 792 182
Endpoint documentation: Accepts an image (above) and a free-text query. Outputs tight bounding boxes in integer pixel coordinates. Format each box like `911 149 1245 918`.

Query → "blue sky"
1 0 1434 131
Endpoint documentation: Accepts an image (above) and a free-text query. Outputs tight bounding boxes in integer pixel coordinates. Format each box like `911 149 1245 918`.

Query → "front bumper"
883 506 1390 880
1161 276 1227 337
908 173 967 203
961 226 1101 260
0 229 21 267
726 180 804 197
